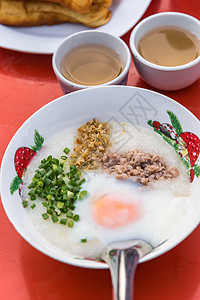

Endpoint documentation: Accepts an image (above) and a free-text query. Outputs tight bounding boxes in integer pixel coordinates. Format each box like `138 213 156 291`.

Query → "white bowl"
52 30 131 94
129 12 200 91
1 86 200 269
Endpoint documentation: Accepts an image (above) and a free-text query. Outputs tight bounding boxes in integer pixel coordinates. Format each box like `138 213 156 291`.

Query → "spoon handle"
108 248 140 300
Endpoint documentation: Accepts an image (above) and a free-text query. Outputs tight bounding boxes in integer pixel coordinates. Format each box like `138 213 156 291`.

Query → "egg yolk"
93 193 141 229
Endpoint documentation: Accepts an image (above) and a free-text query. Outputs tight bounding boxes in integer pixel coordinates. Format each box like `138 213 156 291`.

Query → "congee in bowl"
1 86 200 269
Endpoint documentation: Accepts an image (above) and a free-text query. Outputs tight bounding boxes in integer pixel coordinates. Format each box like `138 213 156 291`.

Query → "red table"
0 0 200 299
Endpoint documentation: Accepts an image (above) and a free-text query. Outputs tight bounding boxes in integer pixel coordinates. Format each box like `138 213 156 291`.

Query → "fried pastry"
0 0 112 27
39 0 112 12
92 0 112 8
37 0 93 13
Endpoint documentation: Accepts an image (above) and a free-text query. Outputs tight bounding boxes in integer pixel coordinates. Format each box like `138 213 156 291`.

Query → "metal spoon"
101 239 153 300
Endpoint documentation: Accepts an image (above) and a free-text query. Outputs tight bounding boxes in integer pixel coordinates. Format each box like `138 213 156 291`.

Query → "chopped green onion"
44 178 51 186
36 180 44 188
73 214 79 222
79 190 89 200
69 165 77 175
77 170 82 176
51 215 59 223
63 147 70 155
22 200 28 207
51 158 59 165
61 156 67 160
34 173 41 179
47 194 54 201
47 155 52 161
27 147 87 228
31 203 36 209
42 161 51 169
73 174 80 181
30 195 36 201
67 190 74 199
53 204 61 216
46 170 53 177
68 180 79 187
47 207 52 215
32 177 39 184
40 170 46 176
28 182 35 189
42 213 49 220
66 211 73 218
56 166 63 175
81 238 87 243
40 192 47 198
69 204 75 210
60 218 67 225
68 220 74 227
57 201 64 209
72 187 81 193
79 178 85 185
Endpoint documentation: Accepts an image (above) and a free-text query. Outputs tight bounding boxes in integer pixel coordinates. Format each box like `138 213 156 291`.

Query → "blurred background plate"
0 0 151 54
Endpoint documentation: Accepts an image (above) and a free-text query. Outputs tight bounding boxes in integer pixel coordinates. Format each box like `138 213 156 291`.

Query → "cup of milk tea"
52 30 131 94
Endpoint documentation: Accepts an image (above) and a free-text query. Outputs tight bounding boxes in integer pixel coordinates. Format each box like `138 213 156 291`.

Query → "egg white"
74 172 189 247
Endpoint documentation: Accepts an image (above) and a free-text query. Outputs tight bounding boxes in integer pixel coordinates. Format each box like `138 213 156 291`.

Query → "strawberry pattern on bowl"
148 110 200 182
10 130 44 195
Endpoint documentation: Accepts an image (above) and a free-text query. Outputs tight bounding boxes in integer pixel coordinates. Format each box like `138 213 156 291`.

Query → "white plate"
0 0 151 54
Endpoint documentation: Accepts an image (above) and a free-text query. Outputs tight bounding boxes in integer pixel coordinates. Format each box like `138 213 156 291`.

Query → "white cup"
52 30 131 94
129 12 200 91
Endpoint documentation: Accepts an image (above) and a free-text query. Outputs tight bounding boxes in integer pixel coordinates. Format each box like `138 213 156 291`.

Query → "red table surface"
0 0 200 299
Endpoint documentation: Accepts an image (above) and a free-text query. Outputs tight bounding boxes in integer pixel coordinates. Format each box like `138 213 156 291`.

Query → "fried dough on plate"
36 0 93 13
92 0 112 8
0 0 112 27
33 0 112 12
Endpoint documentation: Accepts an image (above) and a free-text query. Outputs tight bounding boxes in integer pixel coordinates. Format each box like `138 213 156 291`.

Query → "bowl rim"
1 85 200 269
129 11 200 71
52 29 131 89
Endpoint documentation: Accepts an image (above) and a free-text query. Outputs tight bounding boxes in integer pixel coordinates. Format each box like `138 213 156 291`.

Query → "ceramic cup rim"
52 30 131 89
129 12 200 72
